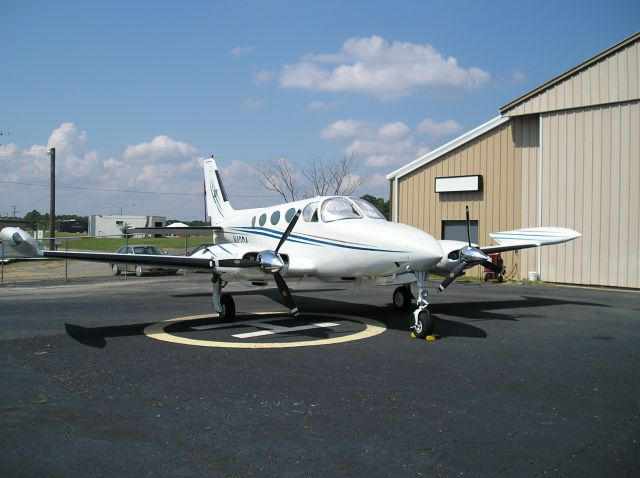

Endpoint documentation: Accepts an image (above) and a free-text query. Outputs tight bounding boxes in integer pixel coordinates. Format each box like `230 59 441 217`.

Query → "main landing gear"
212 273 236 322
392 272 434 339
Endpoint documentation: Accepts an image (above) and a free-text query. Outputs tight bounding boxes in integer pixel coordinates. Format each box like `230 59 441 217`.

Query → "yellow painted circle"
143 312 386 349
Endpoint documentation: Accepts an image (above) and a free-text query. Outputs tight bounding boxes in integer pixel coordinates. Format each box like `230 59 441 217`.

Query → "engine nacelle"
0 227 42 257
432 240 468 276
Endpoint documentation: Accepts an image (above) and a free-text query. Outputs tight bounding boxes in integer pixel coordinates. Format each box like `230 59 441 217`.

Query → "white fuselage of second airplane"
203 196 443 282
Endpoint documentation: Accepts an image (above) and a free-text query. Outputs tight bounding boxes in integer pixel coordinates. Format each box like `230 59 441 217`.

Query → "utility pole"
48 147 56 250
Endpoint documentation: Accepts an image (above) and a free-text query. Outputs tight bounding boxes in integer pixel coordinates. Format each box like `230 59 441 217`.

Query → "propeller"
258 209 302 316
272 209 301 316
437 205 503 293
206 210 302 316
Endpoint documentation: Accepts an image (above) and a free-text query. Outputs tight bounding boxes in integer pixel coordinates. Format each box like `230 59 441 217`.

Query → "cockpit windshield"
320 197 362 222
350 197 386 220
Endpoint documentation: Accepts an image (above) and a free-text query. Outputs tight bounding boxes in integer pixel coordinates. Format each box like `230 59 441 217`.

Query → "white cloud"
278 35 490 100
378 122 410 141
416 118 462 137
231 44 254 56
0 124 207 218
321 118 430 169
123 135 198 161
320 119 369 140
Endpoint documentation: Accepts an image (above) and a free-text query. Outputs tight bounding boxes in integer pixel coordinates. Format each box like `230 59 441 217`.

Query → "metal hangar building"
387 32 640 289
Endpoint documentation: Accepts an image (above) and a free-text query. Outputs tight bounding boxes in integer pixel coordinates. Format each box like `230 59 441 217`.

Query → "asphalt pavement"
0 275 638 477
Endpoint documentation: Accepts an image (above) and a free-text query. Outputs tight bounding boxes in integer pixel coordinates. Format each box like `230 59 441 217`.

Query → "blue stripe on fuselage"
227 226 406 253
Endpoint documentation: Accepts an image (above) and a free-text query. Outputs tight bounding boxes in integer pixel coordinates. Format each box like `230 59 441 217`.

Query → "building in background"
89 215 166 238
387 32 639 288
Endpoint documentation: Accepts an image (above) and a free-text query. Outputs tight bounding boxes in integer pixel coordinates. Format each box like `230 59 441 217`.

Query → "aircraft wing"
480 227 581 254
0 227 257 270
42 250 215 269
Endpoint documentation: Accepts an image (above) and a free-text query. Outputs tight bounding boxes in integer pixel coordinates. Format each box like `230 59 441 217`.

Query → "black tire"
135 265 143 277
413 309 434 339
219 295 236 322
392 286 412 311
112 264 121 276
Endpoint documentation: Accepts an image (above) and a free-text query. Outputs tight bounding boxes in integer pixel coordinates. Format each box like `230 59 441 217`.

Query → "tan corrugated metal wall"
396 120 530 278
539 100 640 287
505 39 639 116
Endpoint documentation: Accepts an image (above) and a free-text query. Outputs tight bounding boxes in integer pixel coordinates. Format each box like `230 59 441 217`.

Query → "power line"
0 179 281 198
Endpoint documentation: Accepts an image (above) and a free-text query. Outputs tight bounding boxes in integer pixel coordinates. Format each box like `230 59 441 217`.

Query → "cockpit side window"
320 197 362 222
350 197 386 220
302 202 319 222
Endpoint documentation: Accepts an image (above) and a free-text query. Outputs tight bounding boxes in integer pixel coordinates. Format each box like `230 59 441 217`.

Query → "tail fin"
203 157 234 225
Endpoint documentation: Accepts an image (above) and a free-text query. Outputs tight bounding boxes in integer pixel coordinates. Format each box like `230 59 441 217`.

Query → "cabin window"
350 197 386 220
270 211 281 225
285 208 296 223
259 214 267 227
251 216 256 227
320 197 362 222
302 202 319 222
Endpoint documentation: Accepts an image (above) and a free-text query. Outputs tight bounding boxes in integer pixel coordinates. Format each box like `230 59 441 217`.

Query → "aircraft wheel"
413 309 433 339
392 286 412 311
219 295 236 322
112 264 121 275
135 265 144 277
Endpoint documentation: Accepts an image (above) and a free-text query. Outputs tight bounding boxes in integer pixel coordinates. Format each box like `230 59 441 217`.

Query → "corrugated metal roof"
500 31 640 115
386 115 510 180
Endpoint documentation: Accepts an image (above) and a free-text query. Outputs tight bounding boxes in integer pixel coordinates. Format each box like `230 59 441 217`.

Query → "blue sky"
1 0 638 220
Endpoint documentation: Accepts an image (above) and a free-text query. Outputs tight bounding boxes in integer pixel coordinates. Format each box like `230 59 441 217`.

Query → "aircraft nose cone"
411 234 443 271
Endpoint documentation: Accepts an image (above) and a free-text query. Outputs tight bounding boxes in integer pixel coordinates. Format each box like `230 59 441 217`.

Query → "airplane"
0 158 580 338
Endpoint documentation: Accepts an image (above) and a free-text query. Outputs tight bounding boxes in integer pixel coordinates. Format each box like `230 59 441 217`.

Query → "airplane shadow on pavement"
64 292 609 348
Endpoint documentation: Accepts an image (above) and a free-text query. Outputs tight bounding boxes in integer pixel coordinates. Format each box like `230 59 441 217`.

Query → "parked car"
110 245 179 277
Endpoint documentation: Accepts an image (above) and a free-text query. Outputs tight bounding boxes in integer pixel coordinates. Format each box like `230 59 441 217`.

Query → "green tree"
360 194 390 219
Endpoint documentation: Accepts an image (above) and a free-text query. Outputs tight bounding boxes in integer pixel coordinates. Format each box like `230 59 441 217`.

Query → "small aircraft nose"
407 235 443 271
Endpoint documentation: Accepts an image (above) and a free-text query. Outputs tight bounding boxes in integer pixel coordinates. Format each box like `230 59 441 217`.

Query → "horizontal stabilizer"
482 227 581 254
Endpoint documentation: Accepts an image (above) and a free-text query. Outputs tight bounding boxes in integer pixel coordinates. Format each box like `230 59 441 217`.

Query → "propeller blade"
275 209 302 254
437 261 467 293
482 260 504 274
465 205 471 247
274 272 300 317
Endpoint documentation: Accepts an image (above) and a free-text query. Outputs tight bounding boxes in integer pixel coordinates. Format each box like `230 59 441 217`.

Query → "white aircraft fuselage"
209 198 444 283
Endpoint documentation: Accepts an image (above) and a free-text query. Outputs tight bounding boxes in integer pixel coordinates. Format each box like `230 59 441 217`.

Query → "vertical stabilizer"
203 157 234 225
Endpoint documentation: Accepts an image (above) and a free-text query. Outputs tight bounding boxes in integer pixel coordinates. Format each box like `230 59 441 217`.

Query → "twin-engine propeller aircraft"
0 158 580 338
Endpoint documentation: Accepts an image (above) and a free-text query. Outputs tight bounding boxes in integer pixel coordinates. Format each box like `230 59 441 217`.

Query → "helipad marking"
192 316 305 331
143 312 386 349
232 322 340 339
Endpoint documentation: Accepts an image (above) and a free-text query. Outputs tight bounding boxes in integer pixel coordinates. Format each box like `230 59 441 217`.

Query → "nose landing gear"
411 271 434 339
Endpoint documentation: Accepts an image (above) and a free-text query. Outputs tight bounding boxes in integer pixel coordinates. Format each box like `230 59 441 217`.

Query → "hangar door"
442 220 478 244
